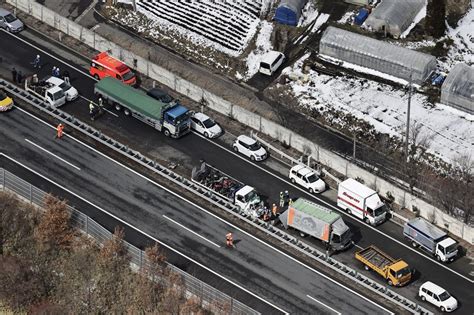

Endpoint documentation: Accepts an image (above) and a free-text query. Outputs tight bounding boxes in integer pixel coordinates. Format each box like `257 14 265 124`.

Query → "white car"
190 112 222 138
419 281 458 312
233 135 267 161
45 76 78 101
289 164 326 193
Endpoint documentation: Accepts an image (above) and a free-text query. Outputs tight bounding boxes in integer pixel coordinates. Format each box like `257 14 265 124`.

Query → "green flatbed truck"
94 77 191 138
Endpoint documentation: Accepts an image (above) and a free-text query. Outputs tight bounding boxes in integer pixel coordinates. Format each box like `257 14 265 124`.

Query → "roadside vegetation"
0 192 210 314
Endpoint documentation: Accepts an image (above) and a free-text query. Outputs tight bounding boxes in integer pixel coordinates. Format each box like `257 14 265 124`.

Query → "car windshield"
0 91 7 101
396 267 411 278
248 142 261 151
122 70 135 81
59 82 71 91
52 90 65 100
202 118 216 128
438 291 451 301
306 173 319 183
4 14 17 23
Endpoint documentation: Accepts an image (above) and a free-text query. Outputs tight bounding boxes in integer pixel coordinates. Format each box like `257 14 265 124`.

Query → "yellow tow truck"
0 89 13 112
355 245 412 287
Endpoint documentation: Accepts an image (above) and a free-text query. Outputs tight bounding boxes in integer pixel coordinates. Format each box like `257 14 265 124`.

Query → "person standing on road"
89 102 96 121
279 191 284 207
31 54 41 68
226 232 233 248
272 203 278 217
17 71 23 85
11 67 17 83
56 123 65 139
54 67 60 77
62 70 70 84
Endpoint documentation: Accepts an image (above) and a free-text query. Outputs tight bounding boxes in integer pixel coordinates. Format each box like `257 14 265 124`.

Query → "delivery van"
90 52 136 86
259 51 285 76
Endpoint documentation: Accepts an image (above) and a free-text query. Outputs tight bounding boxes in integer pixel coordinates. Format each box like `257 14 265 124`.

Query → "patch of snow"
400 0 427 38
443 5 474 69
338 11 354 24
311 14 330 34
298 1 319 27
286 55 473 164
243 21 275 80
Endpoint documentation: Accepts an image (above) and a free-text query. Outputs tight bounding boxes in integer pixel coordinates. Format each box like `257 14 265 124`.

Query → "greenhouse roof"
320 26 436 74
366 0 425 34
442 63 474 102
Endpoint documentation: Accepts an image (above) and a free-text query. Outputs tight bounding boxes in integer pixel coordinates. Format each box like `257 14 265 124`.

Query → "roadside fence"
0 167 260 315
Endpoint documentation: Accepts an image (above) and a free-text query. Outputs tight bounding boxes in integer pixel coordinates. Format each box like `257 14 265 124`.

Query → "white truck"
191 161 263 215
404 217 458 262
280 198 352 251
24 76 66 107
337 178 388 225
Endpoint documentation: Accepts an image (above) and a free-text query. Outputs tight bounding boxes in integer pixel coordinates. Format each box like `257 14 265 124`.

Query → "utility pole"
405 72 413 162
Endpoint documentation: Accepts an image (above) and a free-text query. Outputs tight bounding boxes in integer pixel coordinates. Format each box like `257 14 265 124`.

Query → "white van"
259 51 285 76
419 281 458 312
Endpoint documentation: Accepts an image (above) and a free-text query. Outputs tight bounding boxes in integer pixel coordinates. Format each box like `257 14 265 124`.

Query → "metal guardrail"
0 167 258 315
0 79 432 314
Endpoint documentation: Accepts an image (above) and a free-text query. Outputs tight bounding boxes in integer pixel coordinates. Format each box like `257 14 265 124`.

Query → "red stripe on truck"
337 196 367 215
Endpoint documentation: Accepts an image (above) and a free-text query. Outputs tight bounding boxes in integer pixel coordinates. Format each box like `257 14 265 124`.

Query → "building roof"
291 198 340 224
441 63 474 113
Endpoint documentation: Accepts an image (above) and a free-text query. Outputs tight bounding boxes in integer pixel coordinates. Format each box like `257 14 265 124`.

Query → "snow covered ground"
444 4 474 69
284 54 473 164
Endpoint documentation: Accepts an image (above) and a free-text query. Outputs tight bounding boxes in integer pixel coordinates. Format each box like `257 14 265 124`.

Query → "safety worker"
56 123 64 139
272 203 278 217
279 191 284 207
226 232 233 248
288 198 293 207
284 190 290 206
98 97 103 107
89 102 95 120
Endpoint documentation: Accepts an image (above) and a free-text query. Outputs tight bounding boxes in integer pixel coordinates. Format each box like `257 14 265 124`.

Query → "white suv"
289 165 326 193
45 76 78 101
233 135 267 161
419 281 457 312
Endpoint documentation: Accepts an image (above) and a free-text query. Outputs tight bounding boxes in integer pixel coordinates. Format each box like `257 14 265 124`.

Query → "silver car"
0 8 24 33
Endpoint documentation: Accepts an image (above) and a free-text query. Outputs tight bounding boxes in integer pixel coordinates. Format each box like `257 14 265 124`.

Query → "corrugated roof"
407 217 446 241
291 198 340 224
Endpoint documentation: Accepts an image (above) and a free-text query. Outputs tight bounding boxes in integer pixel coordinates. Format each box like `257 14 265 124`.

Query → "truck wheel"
299 232 306 237
436 255 441 262
94 74 100 80
115 103 121 111
364 265 370 271
347 209 351 215
364 217 369 224
203 132 209 138
124 108 131 116
412 241 418 248
163 129 171 137
387 279 393 286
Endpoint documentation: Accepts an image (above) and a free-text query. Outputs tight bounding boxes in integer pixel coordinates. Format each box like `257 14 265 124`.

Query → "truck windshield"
244 190 259 203
370 204 387 217
174 111 191 125
122 70 135 82
396 267 411 278
52 90 65 100
443 243 458 254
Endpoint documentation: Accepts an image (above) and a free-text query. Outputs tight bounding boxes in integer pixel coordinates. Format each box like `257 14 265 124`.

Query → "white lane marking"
306 295 342 315
0 28 96 80
195 131 474 284
25 138 80 171
354 244 363 250
0 153 288 315
79 95 119 117
90 24 100 31
12 107 389 313
163 215 221 248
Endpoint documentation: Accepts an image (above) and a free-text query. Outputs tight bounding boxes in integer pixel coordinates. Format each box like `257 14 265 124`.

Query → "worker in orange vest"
56 123 65 139
226 232 233 248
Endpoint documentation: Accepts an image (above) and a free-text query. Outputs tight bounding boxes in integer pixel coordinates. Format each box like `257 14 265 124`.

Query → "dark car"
147 88 174 104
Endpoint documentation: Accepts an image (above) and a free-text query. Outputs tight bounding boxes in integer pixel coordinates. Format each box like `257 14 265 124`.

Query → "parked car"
190 112 222 138
289 164 326 193
45 76 78 101
147 87 174 104
0 89 13 111
419 281 458 312
233 135 267 161
259 51 285 76
0 8 24 33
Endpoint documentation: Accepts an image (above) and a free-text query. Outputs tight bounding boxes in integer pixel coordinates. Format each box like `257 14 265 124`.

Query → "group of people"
279 190 292 208
11 67 24 84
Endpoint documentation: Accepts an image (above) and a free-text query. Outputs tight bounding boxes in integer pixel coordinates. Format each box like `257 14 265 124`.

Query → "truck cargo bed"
356 246 394 269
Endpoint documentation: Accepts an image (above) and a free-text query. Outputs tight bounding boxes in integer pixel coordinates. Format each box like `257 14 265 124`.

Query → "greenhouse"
319 27 437 84
441 63 474 114
274 0 308 26
365 0 425 38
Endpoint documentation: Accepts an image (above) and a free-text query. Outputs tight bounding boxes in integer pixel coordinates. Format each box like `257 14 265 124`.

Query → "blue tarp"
274 0 308 26
354 8 369 25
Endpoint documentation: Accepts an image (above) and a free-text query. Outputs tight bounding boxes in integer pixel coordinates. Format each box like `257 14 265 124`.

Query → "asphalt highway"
1 28 473 313
0 108 395 314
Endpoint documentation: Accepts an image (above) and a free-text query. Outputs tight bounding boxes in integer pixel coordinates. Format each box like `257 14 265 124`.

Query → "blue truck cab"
164 104 191 136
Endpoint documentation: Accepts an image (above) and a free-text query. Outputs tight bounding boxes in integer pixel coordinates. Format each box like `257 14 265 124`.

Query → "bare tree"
404 122 432 194
453 154 474 223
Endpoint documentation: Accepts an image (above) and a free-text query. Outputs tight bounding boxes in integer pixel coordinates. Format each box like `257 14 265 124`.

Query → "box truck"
403 217 458 262
355 245 412 287
280 198 352 251
337 178 387 225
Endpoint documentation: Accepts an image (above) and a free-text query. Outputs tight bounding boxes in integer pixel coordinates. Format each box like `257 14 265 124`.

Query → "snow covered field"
284 54 473 164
